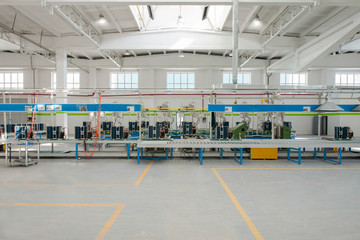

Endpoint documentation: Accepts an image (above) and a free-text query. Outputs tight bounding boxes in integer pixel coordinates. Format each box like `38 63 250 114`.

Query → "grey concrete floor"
0 157 360 240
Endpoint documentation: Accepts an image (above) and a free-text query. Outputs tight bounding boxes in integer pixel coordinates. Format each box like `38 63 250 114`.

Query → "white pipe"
232 0 239 85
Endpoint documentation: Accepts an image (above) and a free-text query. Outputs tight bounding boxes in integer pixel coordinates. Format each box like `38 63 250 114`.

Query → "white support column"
55 48 68 137
89 68 97 105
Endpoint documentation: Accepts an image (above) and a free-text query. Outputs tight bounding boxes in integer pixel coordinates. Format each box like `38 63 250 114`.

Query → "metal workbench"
136 139 360 165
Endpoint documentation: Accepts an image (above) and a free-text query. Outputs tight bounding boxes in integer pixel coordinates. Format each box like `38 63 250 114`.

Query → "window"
0 72 24 89
280 73 307 86
335 73 360 86
167 73 195 89
52 72 80 89
223 73 251 85
110 73 138 89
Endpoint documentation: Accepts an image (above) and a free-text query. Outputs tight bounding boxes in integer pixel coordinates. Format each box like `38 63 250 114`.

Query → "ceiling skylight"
129 5 231 31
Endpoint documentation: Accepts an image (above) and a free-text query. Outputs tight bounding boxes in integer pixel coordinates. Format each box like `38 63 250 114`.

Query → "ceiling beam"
268 11 360 72
101 30 264 50
12 6 62 38
239 6 262 33
45 0 316 5
299 6 347 37
101 5 123 33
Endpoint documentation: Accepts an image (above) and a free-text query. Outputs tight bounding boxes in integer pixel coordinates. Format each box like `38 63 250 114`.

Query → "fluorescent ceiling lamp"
202 6 209 21
314 101 344 112
124 50 131 56
178 52 185 58
97 14 106 24
147 5 154 20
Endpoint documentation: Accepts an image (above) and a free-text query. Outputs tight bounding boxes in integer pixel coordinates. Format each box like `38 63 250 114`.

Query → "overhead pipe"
232 0 239 85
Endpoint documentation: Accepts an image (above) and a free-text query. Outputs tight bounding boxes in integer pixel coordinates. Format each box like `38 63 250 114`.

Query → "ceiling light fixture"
97 14 107 25
177 6 185 25
179 52 185 58
253 14 261 27
124 50 131 56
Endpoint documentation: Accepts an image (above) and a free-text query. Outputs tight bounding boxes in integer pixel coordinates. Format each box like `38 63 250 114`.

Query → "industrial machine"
182 122 193 135
232 122 247 139
215 126 229 140
46 126 64 139
75 126 88 139
129 122 138 131
148 125 160 139
335 126 353 140
15 126 28 139
111 126 124 139
102 122 112 132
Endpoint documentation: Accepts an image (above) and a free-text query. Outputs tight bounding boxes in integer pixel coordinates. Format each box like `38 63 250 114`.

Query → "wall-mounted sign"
225 107 232 112
127 106 135 112
46 105 55 111
37 105 45 111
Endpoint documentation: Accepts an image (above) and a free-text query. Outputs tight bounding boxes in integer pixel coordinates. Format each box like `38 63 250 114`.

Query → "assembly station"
1 0 360 239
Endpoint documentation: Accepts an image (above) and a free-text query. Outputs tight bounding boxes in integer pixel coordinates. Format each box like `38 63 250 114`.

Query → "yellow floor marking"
212 168 264 240
95 205 125 240
134 160 154 186
215 167 360 170
1 160 154 187
0 203 125 240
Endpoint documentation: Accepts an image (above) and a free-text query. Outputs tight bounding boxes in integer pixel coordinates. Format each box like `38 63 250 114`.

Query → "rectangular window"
167 73 195 89
280 73 307 86
52 72 80 89
0 72 24 89
223 73 251 85
335 73 360 86
110 72 138 89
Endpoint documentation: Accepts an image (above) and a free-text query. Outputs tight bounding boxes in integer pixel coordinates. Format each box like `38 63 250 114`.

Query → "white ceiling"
0 0 359 71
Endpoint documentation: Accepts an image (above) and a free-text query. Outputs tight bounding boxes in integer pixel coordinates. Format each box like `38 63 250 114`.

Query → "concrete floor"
0 157 360 240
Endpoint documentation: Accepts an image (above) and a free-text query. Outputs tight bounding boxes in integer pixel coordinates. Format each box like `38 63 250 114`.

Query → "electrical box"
111 126 124 139
47 126 61 139
15 126 28 139
215 126 228 140
75 126 88 139
129 122 138 131
149 126 160 139
102 122 112 131
6 124 15 133
335 126 353 140
182 122 193 135
141 121 149 128
251 148 278 159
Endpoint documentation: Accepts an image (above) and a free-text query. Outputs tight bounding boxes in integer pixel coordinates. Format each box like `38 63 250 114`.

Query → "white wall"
2 52 360 136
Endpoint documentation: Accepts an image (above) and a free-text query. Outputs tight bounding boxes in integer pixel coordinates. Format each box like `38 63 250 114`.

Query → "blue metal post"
339 148 342 165
137 147 140 164
234 148 237 161
298 148 301 165
313 148 317 159
39 133 42 139
171 148 173 159
127 143 130 159
141 148 143 160
166 148 169 160
240 148 243 165
75 143 79 159
287 148 290 160
324 148 327 160
220 148 223 159
132 145 134 151
199 148 203 165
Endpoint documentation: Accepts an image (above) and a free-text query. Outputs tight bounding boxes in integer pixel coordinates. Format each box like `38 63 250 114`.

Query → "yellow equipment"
251 148 278 159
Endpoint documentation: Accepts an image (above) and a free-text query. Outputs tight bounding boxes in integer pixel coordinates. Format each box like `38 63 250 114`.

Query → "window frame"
0 71 24 90
280 73 308 86
167 72 195 90
51 72 80 89
222 72 251 85
110 72 139 90
335 72 360 86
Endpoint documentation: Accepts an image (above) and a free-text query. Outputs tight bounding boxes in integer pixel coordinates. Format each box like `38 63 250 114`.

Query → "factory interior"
1 0 360 239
